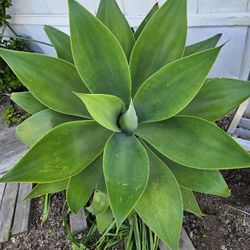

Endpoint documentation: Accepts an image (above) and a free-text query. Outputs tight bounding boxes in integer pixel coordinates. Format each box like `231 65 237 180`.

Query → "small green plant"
1 0 250 249
2 104 29 127
0 38 28 94
0 0 12 27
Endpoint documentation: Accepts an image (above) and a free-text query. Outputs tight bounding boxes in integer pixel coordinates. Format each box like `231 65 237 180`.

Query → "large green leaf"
97 0 134 59
16 109 79 146
75 94 124 132
0 49 90 117
69 0 131 106
25 179 68 200
159 155 230 197
180 188 203 217
0 121 111 183
134 47 221 123
135 147 183 250
67 156 102 213
184 34 222 57
11 91 46 114
180 78 250 121
130 0 187 95
134 3 159 40
136 116 250 170
103 133 149 227
44 25 74 63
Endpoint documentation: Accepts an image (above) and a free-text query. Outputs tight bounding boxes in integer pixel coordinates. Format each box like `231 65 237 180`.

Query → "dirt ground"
0 169 249 250
0 194 71 250
184 169 250 250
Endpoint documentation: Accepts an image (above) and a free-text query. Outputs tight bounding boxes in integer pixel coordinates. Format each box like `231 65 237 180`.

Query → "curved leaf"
87 190 109 215
69 0 131 106
180 78 250 121
136 116 250 170
130 0 187 95
0 121 111 183
25 179 68 200
103 133 149 227
184 34 222 57
0 49 90 117
67 156 102 213
16 109 79 146
44 25 74 63
134 47 221 123
96 208 113 233
97 0 134 58
159 155 230 197
75 93 124 132
11 91 46 114
134 3 159 40
180 188 203 217
135 146 183 250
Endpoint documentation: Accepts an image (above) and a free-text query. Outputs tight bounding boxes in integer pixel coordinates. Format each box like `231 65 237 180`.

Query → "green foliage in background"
2 104 29 127
0 38 28 94
0 0 250 249
0 0 12 27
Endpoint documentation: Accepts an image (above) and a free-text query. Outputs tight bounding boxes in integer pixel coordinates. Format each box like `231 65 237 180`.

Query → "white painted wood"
187 27 247 79
233 137 250 151
44 0 69 14
9 12 250 28
123 0 156 16
239 118 250 129
227 28 250 134
9 0 49 14
228 100 249 134
198 0 248 13
235 127 250 139
188 0 198 14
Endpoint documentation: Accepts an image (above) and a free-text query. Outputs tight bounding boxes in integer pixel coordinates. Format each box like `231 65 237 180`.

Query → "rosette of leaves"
1 0 250 249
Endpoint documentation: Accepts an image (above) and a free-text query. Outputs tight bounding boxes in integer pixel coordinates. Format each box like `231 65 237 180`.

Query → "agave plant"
1 0 250 249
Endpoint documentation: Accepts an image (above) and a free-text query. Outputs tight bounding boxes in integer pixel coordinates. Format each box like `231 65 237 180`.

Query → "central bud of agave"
118 100 138 134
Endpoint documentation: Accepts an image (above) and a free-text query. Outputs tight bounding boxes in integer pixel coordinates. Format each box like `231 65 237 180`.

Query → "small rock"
201 243 206 247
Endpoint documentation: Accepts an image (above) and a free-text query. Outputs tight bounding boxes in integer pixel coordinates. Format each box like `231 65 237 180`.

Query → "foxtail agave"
1 0 250 249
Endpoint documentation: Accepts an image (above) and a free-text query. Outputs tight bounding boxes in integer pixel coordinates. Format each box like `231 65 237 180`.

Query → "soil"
0 193 124 250
184 169 250 250
0 193 71 250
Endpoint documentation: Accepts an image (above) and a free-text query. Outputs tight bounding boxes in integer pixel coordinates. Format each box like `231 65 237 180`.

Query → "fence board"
69 209 88 234
187 27 248 79
0 183 19 243
123 0 157 16
198 0 248 13
12 183 32 235
44 0 68 14
9 0 49 14
0 184 6 209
